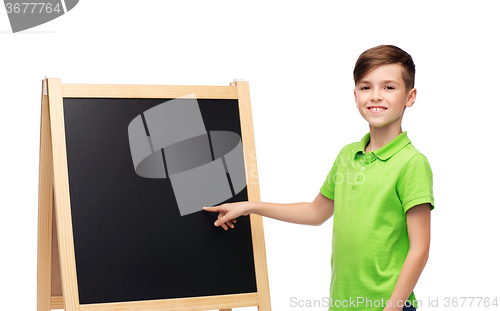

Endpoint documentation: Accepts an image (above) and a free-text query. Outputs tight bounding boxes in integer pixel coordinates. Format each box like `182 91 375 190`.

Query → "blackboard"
64 98 257 304
37 79 271 311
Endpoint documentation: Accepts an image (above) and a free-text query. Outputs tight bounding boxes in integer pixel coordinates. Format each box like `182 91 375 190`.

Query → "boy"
204 45 434 311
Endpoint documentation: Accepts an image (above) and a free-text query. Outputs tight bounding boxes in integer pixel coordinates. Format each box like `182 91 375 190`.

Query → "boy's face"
354 64 416 130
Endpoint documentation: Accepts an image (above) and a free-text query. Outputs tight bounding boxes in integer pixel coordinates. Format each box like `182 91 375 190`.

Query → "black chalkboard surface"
63 98 257 304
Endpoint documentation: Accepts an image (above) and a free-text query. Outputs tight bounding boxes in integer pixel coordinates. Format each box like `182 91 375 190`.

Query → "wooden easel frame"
37 78 271 311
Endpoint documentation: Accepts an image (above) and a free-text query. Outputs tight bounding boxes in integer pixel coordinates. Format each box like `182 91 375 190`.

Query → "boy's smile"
354 63 416 130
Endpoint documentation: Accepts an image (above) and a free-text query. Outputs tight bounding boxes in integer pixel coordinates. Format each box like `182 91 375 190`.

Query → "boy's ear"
406 88 417 107
353 88 358 108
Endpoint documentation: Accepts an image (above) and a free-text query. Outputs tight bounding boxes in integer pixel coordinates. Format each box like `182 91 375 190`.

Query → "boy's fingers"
219 216 229 226
214 216 227 227
203 206 217 212
207 206 235 230
214 219 235 230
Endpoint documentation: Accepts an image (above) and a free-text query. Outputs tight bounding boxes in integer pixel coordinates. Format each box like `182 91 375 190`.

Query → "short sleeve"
397 153 435 213
319 149 343 201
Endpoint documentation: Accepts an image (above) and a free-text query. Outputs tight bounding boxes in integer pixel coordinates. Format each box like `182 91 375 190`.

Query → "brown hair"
353 45 415 92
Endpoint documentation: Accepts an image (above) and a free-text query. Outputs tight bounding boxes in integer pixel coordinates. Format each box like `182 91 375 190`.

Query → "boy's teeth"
369 107 385 111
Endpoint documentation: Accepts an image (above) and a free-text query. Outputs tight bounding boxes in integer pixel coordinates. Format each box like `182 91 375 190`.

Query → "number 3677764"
5 3 62 14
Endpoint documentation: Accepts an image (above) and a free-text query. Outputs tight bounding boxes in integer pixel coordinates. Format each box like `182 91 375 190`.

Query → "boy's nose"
371 91 383 102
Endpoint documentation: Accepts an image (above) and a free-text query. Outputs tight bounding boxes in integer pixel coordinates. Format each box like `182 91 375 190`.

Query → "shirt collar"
354 131 411 161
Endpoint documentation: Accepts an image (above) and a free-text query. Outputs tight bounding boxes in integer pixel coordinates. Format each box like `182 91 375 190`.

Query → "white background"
1 1 499 310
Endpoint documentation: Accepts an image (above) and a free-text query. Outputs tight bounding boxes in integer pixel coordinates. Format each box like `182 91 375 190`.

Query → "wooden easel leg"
219 309 232 311
37 79 54 311
47 77 80 311
51 202 64 309
235 81 272 311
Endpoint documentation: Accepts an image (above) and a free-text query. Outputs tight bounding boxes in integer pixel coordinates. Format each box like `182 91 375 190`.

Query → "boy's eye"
385 86 395 90
360 86 370 90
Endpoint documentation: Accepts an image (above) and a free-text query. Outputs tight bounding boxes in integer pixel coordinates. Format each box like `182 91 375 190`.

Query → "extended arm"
203 192 334 230
383 203 431 310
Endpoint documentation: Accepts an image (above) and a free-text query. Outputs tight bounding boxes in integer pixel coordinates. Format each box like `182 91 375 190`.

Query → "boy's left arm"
383 203 431 311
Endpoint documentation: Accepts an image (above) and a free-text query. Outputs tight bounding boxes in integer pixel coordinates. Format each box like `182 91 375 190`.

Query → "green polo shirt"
320 131 434 310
